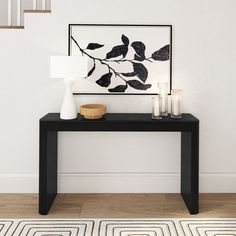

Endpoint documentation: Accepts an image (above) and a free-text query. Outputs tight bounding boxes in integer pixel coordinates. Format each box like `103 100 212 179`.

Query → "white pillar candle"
171 89 182 118
154 99 160 116
158 82 168 115
173 96 180 116
152 96 162 119
161 96 166 113
158 82 168 95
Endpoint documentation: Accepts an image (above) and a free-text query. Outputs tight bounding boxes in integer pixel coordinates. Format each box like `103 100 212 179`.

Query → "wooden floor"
0 194 235 218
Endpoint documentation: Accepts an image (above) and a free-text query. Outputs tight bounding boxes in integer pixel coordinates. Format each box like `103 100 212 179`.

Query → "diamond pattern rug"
0 219 236 236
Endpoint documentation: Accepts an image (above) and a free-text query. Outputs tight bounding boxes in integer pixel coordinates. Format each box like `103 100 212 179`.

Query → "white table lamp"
50 56 88 120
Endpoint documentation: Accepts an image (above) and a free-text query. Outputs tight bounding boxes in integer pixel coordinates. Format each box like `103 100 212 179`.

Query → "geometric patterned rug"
1 219 236 236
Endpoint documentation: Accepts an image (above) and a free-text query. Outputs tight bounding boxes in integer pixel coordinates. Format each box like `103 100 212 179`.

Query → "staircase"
0 0 51 29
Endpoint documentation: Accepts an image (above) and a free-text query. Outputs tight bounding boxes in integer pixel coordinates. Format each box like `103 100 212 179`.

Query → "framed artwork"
68 24 172 95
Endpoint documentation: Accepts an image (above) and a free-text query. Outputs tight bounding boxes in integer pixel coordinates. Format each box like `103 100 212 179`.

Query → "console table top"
40 113 199 123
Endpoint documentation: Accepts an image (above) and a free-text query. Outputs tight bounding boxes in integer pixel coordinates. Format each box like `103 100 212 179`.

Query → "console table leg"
39 129 58 215
181 128 199 214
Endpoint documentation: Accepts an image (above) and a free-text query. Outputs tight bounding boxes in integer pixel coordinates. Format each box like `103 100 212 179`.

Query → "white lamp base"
60 79 77 120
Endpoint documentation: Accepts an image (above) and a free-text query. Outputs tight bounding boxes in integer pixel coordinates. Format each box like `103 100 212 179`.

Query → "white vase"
60 79 77 120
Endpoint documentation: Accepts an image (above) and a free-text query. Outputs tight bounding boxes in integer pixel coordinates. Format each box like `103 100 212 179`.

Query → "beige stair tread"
24 10 51 13
0 26 24 29
0 9 51 30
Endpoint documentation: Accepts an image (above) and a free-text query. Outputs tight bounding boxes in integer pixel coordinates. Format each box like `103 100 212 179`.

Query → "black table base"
39 113 199 215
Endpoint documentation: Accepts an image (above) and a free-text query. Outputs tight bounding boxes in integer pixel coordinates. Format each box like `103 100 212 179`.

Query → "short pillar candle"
152 96 162 120
171 89 182 118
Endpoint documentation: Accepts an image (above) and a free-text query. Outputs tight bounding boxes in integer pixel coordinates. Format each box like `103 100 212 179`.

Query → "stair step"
0 8 51 30
0 26 24 29
24 10 51 13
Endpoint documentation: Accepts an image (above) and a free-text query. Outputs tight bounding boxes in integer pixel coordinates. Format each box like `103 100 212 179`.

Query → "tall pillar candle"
158 82 168 116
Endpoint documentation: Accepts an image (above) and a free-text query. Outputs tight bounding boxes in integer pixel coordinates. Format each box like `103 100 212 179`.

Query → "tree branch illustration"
71 36 127 85
71 34 169 92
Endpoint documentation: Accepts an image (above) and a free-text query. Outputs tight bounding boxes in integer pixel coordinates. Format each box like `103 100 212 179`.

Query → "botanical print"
69 25 172 95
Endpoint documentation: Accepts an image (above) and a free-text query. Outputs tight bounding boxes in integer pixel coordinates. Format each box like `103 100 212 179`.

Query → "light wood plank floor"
0 194 235 218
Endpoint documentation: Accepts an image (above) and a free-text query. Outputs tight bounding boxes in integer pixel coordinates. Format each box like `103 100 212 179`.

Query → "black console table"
39 113 199 215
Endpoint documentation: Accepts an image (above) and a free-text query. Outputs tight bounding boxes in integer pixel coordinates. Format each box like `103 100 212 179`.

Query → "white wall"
0 0 236 193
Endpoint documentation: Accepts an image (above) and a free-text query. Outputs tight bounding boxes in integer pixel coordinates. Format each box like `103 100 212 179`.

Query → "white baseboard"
0 172 235 193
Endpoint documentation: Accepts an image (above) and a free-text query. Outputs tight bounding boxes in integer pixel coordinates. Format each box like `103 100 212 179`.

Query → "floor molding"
0 172 236 193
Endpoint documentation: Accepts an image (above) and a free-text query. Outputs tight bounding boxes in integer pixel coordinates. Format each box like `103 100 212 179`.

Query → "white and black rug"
0 219 236 236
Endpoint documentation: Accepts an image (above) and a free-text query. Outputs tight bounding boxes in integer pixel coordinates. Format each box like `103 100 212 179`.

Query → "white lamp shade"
50 56 88 79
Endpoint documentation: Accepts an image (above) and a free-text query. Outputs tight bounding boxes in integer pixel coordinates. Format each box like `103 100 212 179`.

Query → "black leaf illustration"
87 63 96 77
127 80 151 90
122 34 129 46
134 54 145 62
131 41 146 58
108 84 127 92
122 63 148 83
106 45 128 59
86 43 104 50
152 45 170 61
133 63 148 82
122 71 136 77
96 72 112 87
72 34 167 93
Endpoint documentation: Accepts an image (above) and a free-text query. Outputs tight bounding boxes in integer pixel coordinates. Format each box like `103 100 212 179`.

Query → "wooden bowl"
80 104 106 119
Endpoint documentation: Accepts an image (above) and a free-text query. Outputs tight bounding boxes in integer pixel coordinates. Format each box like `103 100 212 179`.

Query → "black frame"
68 24 173 95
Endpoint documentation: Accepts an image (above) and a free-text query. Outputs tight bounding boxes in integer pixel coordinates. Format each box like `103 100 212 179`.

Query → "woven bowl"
80 104 106 120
